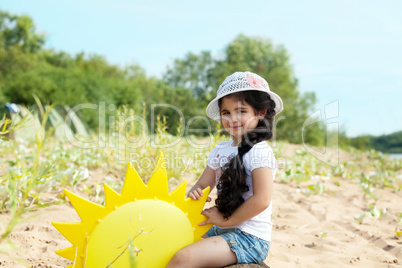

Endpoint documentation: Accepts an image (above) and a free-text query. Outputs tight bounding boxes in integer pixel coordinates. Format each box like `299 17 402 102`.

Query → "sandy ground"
1 153 402 267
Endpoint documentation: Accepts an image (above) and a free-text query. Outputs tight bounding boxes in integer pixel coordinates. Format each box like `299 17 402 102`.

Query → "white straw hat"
206 71 284 121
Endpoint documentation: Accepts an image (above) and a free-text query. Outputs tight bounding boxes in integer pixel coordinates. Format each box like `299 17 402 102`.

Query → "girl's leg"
166 236 237 268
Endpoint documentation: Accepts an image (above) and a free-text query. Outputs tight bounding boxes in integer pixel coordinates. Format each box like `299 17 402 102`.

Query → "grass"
0 100 57 245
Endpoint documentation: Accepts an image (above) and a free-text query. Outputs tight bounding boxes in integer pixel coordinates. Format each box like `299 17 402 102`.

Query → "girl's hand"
188 187 211 202
199 206 228 227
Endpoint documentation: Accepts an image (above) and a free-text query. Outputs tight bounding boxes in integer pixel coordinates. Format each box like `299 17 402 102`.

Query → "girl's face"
220 95 266 144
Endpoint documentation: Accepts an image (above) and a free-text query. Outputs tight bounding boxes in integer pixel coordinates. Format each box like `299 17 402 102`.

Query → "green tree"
349 135 374 150
373 131 402 153
164 51 216 102
0 10 45 53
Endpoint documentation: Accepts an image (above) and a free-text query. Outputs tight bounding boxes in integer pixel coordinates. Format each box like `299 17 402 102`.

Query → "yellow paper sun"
52 152 211 268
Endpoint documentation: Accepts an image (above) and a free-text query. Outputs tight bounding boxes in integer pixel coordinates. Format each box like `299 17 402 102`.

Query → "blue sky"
2 0 402 137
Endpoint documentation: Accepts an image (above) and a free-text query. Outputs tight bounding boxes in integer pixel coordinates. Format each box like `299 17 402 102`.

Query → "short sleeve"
207 145 220 170
243 142 276 172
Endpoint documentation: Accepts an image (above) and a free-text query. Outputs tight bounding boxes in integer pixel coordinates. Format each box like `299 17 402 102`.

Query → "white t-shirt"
207 139 277 241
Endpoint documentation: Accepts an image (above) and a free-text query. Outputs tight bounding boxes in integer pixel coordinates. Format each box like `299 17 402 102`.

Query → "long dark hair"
215 90 276 219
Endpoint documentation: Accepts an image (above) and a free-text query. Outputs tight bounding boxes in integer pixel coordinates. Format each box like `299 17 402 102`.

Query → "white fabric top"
207 140 277 241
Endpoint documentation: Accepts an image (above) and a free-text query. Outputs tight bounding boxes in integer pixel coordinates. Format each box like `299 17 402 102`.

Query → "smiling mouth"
231 126 241 129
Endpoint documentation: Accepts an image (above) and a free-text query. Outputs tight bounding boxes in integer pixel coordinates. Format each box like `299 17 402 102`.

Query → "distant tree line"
348 131 402 153
0 9 364 148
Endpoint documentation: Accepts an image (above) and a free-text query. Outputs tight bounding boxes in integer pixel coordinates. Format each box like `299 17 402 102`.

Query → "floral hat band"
206 71 284 121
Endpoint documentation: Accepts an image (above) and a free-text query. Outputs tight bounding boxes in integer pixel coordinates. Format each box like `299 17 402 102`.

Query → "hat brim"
206 88 284 121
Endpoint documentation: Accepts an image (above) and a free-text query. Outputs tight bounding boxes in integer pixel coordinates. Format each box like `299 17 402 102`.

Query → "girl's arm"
188 166 216 200
200 167 273 227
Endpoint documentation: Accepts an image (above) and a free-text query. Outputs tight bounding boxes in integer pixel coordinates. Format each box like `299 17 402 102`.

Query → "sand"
1 155 402 267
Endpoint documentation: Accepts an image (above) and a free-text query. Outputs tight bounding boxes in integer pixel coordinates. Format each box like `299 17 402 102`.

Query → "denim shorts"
206 226 270 263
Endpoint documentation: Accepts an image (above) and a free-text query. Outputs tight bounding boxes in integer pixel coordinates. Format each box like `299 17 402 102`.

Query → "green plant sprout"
319 231 328 238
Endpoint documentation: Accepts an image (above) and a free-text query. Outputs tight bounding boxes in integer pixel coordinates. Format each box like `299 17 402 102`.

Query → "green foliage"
305 182 326 195
372 131 402 153
164 51 215 102
344 131 402 154
0 88 6 103
396 228 402 236
319 231 328 238
353 214 365 224
0 46 148 128
0 106 31 138
353 204 387 224
302 120 326 146
367 203 386 219
348 135 375 151
0 10 45 53
0 101 57 243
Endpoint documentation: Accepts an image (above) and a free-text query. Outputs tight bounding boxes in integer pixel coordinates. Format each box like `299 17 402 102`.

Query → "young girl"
167 71 283 268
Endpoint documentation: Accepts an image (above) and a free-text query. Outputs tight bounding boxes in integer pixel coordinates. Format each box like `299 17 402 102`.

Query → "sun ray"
54 246 76 261
147 152 169 200
120 162 146 201
169 180 187 208
186 187 211 241
52 222 86 246
103 183 121 209
63 189 107 232
52 222 88 267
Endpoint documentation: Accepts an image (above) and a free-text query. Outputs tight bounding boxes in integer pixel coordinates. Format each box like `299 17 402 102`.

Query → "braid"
215 91 276 219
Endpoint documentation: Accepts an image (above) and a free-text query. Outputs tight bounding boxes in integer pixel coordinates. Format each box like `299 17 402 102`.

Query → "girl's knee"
167 248 192 267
